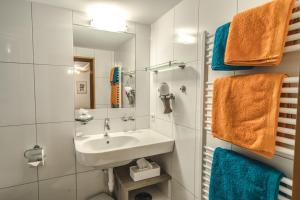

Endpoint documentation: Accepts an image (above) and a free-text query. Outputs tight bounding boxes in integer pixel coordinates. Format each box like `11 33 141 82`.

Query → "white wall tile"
95 77 110 106
107 108 135 119
171 180 194 200
39 175 76 200
135 116 150 130
75 119 104 136
172 62 197 128
74 47 95 58
152 118 173 139
0 0 33 63
0 63 35 126
174 0 199 63
136 23 151 70
0 182 38 200
110 118 135 132
194 129 202 198
172 124 196 194
237 0 270 12
37 122 75 180
35 65 74 123
77 170 106 200
154 9 174 64
95 49 114 78
136 70 150 117
32 3 73 66
0 125 37 188
198 0 237 33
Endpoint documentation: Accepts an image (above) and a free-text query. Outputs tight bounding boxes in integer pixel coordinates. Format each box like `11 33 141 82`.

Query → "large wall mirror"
73 24 136 111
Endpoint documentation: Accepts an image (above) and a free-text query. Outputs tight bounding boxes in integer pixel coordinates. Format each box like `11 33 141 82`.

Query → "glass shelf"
145 61 186 73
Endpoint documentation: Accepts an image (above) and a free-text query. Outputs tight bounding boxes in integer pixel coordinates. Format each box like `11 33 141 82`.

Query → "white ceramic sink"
75 129 174 168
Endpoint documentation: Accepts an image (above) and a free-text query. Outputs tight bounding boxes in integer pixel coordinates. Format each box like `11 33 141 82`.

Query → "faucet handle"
128 116 135 121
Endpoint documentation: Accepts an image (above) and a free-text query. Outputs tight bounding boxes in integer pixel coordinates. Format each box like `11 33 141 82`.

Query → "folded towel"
111 84 119 108
212 73 286 158
110 67 114 83
224 0 295 66
110 67 119 84
212 23 253 71
209 147 284 200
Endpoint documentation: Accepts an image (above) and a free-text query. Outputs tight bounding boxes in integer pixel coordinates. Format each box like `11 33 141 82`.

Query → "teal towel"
112 67 119 83
212 23 253 71
209 148 284 200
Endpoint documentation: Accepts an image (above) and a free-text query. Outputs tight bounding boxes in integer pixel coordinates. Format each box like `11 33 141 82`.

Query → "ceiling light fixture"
86 4 128 32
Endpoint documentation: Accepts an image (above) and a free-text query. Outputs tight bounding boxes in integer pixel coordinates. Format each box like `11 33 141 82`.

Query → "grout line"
0 181 38 190
0 61 33 65
38 173 76 182
30 3 40 200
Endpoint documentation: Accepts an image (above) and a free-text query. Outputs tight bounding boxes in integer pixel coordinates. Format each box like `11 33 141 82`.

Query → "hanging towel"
110 67 119 84
212 73 286 158
212 23 253 71
209 147 284 200
224 0 295 66
111 84 119 108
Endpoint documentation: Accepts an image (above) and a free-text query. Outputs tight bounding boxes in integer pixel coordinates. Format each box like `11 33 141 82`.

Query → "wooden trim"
292 70 300 200
74 56 96 109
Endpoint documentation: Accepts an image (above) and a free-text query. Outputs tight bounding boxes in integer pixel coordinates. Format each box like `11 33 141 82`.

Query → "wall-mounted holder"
24 145 45 167
75 109 94 125
180 85 187 93
158 82 175 114
160 94 175 114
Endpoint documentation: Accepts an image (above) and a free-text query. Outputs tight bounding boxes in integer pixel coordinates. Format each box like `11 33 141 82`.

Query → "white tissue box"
130 162 161 182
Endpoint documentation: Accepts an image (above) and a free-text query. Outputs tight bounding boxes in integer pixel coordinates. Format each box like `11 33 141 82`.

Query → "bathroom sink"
75 129 174 168
80 136 139 152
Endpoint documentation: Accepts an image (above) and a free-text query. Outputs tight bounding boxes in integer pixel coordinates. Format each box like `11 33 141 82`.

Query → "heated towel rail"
200 1 300 199
205 1 300 66
201 146 293 200
204 76 298 157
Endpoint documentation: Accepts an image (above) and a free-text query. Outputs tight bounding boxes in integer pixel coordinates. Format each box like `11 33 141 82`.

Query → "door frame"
74 56 96 109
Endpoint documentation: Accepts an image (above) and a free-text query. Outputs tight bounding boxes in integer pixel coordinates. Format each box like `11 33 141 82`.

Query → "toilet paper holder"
24 145 45 167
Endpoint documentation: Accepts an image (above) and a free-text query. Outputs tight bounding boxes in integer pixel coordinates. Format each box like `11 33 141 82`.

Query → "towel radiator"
199 1 300 199
204 76 298 157
201 146 293 200
205 1 300 67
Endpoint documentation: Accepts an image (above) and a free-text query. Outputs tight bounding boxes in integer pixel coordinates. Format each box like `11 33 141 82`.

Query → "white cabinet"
174 0 199 63
151 9 174 65
32 3 73 66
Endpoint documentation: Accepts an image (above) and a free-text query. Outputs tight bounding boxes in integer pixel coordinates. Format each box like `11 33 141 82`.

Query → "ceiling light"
86 4 128 32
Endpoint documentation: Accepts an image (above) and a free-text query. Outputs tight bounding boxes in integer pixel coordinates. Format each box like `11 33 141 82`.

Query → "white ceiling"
30 0 182 24
73 25 134 50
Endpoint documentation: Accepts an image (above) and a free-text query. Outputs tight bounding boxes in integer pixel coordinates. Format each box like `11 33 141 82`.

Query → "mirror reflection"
73 25 136 110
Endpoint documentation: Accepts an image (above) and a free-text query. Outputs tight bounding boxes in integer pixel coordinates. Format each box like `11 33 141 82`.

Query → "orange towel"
110 67 115 83
224 0 295 66
211 73 286 158
111 84 119 107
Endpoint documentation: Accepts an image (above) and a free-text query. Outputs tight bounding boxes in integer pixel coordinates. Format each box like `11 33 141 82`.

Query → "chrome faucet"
104 118 110 137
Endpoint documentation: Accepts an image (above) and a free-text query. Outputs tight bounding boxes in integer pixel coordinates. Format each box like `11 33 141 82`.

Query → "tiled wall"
149 0 300 200
0 1 150 199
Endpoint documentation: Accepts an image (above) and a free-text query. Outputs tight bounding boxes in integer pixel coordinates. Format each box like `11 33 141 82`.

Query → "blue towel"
112 67 119 83
209 148 284 200
211 23 254 71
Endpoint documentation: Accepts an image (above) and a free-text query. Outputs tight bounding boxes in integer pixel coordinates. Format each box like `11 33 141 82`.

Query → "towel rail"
205 3 300 56
201 146 293 199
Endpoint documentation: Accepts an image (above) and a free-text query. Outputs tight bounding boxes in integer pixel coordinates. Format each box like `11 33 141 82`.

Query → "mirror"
73 25 136 110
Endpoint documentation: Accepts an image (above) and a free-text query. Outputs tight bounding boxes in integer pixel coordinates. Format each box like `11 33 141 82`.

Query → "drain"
106 141 110 144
